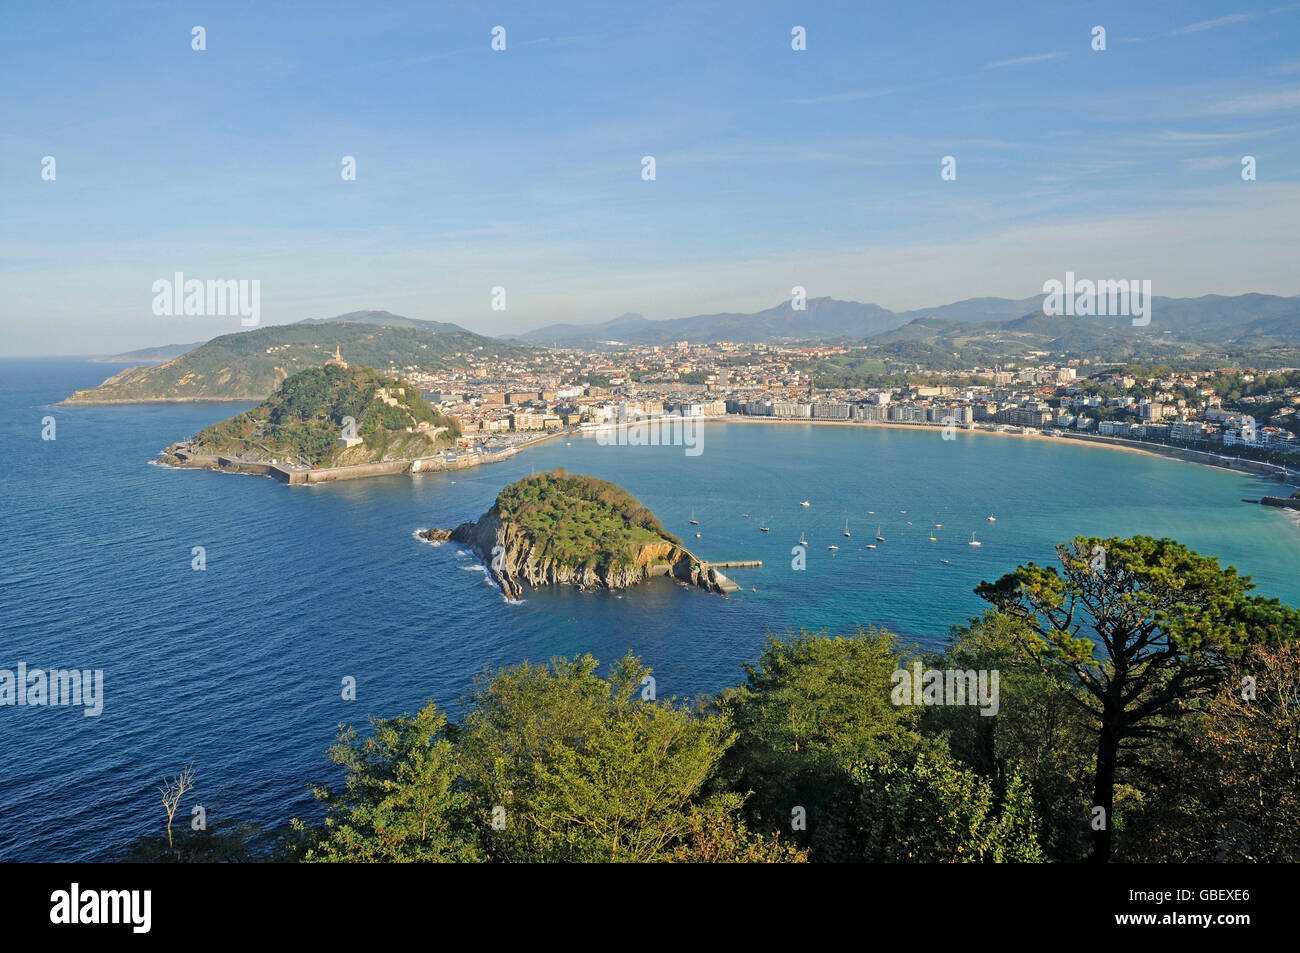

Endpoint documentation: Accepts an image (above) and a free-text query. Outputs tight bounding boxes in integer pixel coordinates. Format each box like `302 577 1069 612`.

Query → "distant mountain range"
66 311 536 404
513 296 1048 346
509 293 1300 366
94 342 202 363
295 309 472 335
864 293 1300 365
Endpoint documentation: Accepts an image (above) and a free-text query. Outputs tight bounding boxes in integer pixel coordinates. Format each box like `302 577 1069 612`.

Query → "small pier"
697 559 762 595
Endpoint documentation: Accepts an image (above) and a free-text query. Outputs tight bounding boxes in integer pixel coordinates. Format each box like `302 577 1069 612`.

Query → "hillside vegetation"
188 364 460 467
493 470 682 572
64 317 536 403
864 295 1300 367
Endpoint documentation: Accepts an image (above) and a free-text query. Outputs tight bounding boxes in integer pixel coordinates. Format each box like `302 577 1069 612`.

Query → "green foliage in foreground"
285 653 803 863
491 469 683 573
716 628 1044 862
288 705 482 862
854 751 1042 862
1118 642 1300 862
454 654 743 862
976 535 1298 862
126 534 1298 864
716 629 921 859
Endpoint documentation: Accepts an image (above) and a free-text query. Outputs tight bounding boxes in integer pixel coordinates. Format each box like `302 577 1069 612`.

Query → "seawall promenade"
165 429 568 484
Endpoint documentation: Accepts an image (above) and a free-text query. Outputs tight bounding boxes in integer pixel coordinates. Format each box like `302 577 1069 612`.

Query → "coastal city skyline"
58 283 1299 493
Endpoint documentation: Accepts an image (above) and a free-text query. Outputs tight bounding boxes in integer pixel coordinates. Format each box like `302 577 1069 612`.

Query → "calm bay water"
2 357 1298 861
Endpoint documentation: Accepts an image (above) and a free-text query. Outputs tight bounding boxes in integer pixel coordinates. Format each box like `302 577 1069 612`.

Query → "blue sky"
3 0 1300 353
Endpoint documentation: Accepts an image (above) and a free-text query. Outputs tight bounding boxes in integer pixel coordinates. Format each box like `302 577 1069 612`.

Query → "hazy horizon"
12 284 1300 359
5 0 1300 355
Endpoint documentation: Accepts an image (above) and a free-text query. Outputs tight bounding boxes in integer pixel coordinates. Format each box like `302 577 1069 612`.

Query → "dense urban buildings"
372 339 1299 464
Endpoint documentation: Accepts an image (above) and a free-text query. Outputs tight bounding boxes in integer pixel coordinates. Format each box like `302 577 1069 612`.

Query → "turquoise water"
2 358 1297 860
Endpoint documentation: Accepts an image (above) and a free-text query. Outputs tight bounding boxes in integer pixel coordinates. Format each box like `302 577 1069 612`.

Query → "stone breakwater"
1257 494 1300 511
158 441 529 484
420 510 737 599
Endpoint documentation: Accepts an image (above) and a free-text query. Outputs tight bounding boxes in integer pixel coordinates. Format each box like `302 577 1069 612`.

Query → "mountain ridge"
513 293 1300 347
64 312 537 404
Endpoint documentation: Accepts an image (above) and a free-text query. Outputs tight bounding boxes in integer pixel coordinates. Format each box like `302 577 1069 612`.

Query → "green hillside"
64 318 535 403
862 299 1300 366
186 364 461 467
493 470 682 572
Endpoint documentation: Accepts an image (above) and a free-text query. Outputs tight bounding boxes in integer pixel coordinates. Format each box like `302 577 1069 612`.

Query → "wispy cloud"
1170 13 1256 36
785 73 957 106
786 89 890 105
1155 127 1290 143
1170 4 1300 37
396 33 597 67
981 51 1066 70
1203 88 1300 114
1182 156 1236 170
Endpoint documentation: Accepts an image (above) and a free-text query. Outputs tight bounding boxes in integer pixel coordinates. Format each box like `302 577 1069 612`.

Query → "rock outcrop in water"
420 470 735 599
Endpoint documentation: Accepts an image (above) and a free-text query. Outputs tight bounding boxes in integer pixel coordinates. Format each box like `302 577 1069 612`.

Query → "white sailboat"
875 525 886 542
843 518 851 538
969 531 982 547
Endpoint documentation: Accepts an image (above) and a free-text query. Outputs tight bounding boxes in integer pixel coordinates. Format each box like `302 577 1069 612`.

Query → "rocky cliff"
421 507 733 599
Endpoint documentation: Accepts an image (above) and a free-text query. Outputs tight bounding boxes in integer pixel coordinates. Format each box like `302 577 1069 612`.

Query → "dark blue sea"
2 357 1298 861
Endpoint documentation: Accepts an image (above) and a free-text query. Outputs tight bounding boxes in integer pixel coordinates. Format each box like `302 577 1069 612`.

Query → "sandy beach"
693 415 1300 484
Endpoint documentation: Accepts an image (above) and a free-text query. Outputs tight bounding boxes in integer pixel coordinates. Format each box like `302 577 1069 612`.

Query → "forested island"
421 470 736 598
160 363 460 471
